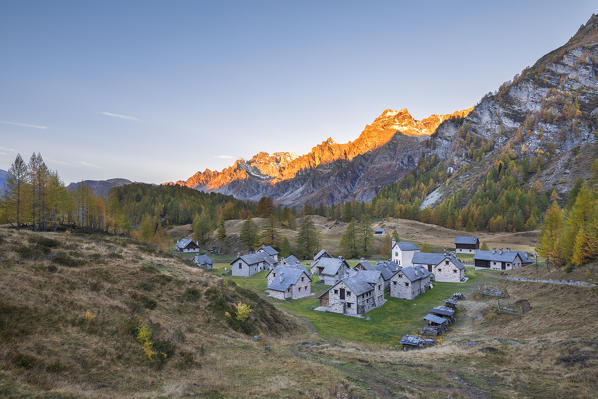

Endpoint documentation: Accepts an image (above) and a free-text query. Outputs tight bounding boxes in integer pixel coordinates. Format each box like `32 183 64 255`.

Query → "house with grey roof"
354 259 374 271
389 265 432 300
371 261 400 289
282 254 301 265
192 254 213 270
230 252 276 277
374 227 385 235
474 249 523 271
391 240 420 266
176 238 200 253
257 245 279 262
413 252 466 283
310 257 349 285
454 236 479 254
266 266 312 300
314 249 332 262
318 269 385 316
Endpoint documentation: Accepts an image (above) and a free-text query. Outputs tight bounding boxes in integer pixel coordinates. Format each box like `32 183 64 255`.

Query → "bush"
139 295 157 310
12 352 38 369
28 235 60 248
53 251 84 267
182 288 201 302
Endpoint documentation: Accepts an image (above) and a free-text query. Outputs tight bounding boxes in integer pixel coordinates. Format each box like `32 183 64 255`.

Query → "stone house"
413 252 466 283
282 254 301 265
314 249 332 262
230 252 276 277
192 254 213 270
391 240 420 266
389 266 432 300
318 270 385 316
176 238 200 253
454 236 479 254
257 245 279 263
310 257 350 285
266 266 311 300
474 249 523 270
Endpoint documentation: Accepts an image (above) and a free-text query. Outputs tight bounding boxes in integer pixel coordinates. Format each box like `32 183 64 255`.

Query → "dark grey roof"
393 241 420 251
314 257 347 276
371 261 398 281
314 249 331 261
474 250 522 263
393 265 431 282
352 270 382 285
430 306 455 317
424 314 448 325
284 255 301 265
342 274 375 296
400 335 423 346
267 266 310 292
412 252 445 265
517 251 533 264
193 254 213 265
355 260 374 270
176 238 195 249
374 228 385 234
231 252 275 266
454 236 479 245
259 245 279 256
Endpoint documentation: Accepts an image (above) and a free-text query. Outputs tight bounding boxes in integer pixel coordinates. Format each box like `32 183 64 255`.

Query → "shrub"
12 352 38 369
139 295 157 310
53 252 84 267
182 288 200 302
28 235 60 248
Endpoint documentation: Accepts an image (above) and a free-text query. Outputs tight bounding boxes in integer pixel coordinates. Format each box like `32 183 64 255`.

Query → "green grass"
230 268 486 345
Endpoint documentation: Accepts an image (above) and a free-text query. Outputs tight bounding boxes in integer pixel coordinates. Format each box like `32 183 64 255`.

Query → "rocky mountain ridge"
66 178 134 198
174 108 472 197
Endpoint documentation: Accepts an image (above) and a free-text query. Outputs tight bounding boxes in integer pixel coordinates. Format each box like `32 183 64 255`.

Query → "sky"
0 1 595 184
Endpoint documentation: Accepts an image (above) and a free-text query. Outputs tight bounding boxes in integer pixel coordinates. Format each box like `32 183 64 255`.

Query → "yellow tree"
538 201 563 265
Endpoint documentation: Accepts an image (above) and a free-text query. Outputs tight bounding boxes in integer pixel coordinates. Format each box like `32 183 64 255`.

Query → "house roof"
374 228 385 233
352 270 382 285
446 255 466 270
474 250 522 263
412 252 445 265
393 241 420 251
355 260 374 270
400 335 423 346
267 267 310 292
342 274 375 296
517 251 534 264
193 254 213 265
454 236 479 245
371 261 399 281
231 252 276 266
393 265 431 282
314 249 331 261
267 263 310 279
424 314 448 325
259 245 279 256
176 238 195 249
430 306 455 317
314 257 347 276
284 255 301 265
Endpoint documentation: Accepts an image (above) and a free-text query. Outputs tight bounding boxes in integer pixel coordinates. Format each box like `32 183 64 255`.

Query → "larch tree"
240 219 259 250
380 232 392 259
6 154 29 229
280 237 291 258
296 216 319 259
357 217 374 257
340 219 358 259
260 215 279 248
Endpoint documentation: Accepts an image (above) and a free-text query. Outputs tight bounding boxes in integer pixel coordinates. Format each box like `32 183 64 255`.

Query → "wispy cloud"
100 111 140 121
215 155 237 159
0 120 47 129
80 161 102 169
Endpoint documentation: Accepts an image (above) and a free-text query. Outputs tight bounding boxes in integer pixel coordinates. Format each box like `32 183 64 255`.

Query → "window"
334 289 338 294
273 272 276 277
395 252 398 257
347 303 352 308
453 269 457 273
301 277 304 282
405 282 409 287
378 284 381 290
346 291 351 297
393 281 397 285
445 260 449 265
238 263 242 269
298 287 301 292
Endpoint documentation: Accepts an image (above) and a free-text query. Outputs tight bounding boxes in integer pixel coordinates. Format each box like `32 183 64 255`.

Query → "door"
339 288 345 300
501 263 506 270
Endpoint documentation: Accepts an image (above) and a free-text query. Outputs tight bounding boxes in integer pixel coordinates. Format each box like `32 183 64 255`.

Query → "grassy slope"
0 228 356 399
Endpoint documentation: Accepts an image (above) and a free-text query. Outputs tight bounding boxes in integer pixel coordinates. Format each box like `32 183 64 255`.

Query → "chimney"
499 248 503 254
237 252 240 257
506 247 511 252
339 256 344 260
492 248 496 254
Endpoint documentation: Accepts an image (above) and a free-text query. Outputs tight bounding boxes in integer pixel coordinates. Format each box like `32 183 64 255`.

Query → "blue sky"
0 1 595 184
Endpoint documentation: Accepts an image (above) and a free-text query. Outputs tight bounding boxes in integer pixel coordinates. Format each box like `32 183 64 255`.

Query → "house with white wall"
310 257 350 285
266 266 311 300
230 252 276 277
412 252 466 283
391 240 420 266
318 270 385 316
474 249 523 270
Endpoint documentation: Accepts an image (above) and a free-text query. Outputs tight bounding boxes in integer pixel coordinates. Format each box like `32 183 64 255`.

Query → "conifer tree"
380 232 392 259
340 219 358 259
217 219 226 240
240 219 259 250
6 154 29 230
280 237 291 258
296 216 319 259
260 215 279 247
